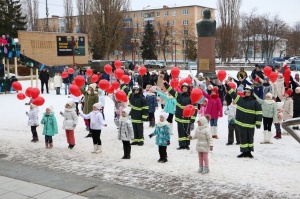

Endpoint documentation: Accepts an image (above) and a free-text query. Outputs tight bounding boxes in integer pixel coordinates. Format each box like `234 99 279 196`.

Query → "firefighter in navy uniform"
164 82 197 150
226 85 262 158
123 85 149 146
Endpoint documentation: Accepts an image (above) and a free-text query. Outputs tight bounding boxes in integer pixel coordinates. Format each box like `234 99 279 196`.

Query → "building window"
157 50 160 55
165 51 169 55
141 13 143 18
156 40 161 46
134 23 137 28
172 20 176 26
172 30 176 37
165 11 168 16
156 12 160 17
133 13 136 18
156 22 160 26
133 32 137 37
182 20 188 25
141 22 145 27
164 21 169 26
182 40 187 46
182 50 186 55
164 40 169 46
182 30 188 35
157 31 160 35
172 10 176 16
182 9 189 15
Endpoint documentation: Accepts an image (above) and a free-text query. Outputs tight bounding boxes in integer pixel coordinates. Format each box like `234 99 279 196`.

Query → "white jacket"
80 111 105 130
191 124 213 152
61 108 78 130
282 97 293 121
54 75 63 87
27 107 39 126
275 78 285 100
225 103 237 121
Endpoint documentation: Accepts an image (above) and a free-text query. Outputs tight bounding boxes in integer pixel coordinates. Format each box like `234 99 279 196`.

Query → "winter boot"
247 151 254 158
213 126 219 139
237 152 247 158
274 132 278 139
95 145 102 153
169 123 173 135
92 145 98 153
202 167 210 174
69 145 75 149
31 137 35 142
267 131 273 144
45 142 49 149
260 131 268 144
85 133 92 138
210 126 215 138
121 145 126 159
149 121 152 127
277 131 282 139
151 118 155 127
198 166 203 173
125 145 131 159
49 142 53 149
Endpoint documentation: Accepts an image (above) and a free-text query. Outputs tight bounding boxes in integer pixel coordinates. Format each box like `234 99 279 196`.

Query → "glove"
60 111 63 115
73 124 76 127
256 125 261 129
167 140 170 145
149 134 153 138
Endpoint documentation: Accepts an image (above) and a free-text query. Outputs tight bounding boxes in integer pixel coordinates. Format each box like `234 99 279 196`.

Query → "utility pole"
46 0 49 32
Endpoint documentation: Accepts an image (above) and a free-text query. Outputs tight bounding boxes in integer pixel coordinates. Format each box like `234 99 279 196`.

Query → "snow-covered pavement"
0 70 299 198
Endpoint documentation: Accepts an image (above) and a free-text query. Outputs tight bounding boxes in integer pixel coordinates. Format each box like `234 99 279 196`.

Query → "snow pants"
65 130 75 145
239 127 254 152
132 122 144 143
177 122 190 147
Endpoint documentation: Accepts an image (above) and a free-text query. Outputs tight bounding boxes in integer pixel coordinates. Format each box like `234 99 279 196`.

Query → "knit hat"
266 92 273 99
66 101 75 108
198 116 209 125
122 107 131 116
237 86 244 92
285 89 293 97
93 102 103 110
254 77 260 83
149 86 156 93
296 87 300 92
30 104 37 109
89 83 97 91
160 111 169 120
212 87 218 93
207 85 213 90
47 105 53 112
276 102 284 109
198 72 203 77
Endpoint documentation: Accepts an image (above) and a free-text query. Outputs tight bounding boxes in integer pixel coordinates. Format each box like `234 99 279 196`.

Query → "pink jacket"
202 91 223 119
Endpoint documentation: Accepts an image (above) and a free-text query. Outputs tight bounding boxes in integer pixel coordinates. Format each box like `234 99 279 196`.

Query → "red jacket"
0 38 8 45
203 92 223 119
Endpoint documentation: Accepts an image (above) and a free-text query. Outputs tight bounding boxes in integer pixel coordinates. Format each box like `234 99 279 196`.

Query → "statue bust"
196 9 216 37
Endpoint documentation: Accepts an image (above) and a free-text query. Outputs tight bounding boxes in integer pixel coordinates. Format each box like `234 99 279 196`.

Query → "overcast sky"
38 0 300 26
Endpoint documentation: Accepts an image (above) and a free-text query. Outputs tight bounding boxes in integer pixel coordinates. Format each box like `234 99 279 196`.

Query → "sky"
38 0 300 26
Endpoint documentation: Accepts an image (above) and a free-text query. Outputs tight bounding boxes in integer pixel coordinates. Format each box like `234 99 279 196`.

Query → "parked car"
185 62 197 70
272 57 285 63
290 60 300 71
257 62 281 70
144 60 165 68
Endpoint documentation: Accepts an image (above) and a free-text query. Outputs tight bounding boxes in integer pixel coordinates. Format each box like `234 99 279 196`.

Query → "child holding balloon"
26 104 39 142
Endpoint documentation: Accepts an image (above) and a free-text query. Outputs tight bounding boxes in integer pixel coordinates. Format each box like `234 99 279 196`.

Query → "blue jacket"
146 93 158 113
157 91 176 114
101 72 110 81
151 123 171 146
254 85 264 99
41 112 58 136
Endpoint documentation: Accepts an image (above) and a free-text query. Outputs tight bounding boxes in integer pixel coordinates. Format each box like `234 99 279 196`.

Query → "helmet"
244 86 253 95
132 85 142 93
181 83 190 92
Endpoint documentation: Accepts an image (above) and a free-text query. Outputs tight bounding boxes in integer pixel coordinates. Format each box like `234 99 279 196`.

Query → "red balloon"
115 90 127 102
12 81 22 91
25 87 32 97
98 79 110 90
31 88 40 99
171 67 180 78
217 70 227 82
115 69 124 79
104 64 112 74
179 79 185 87
139 66 147 76
68 68 74 74
263 66 272 77
170 78 179 88
86 69 93 77
32 96 45 106
112 81 120 90
74 75 85 88
121 75 130 84
114 60 122 69
269 72 278 83
184 77 192 85
283 67 291 87
228 82 237 90
17 93 26 100
71 81 77 85
62 72 68 78
70 85 82 97
190 88 203 104
106 85 114 94
183 104 196 118
91 74 99 83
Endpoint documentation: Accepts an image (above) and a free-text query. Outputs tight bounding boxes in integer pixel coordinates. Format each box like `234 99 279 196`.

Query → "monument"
196 8 217 79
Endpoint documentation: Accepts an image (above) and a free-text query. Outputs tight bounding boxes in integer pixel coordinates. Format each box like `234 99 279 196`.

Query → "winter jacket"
253 84 264 99
227 86 262 129
54 75 62 87
63 74 73 84
39 70 49 82
80 110 105 130
151 122 171 146
157 91 176 114
202 92 223 119
61 106 78 130
27 107 39 126
190 124 213 152
254 93 277 122
262 83 272 100
282 97 293 121
114 118 134 141
293 93 300 112
146 93 158 113
149 74 158 85
209 81 226 105
41 112 58 136
251 69 264 80
224 103 237 124
142 72 151 88
164 82 197 123
101 72 110 81
198 104 207 117
275 78 285 100
80 88 99 114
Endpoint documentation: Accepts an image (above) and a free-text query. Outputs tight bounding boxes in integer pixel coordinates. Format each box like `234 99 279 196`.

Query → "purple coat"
203 92 223 119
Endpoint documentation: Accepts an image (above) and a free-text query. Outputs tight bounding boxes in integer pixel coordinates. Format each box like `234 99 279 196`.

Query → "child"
274 102 284 139
202 87 223 139
54 72 62 95
281 89 294 129
69 94 82 116
40 106 58 149
189 115 213 174
253 77 264 99
224 100 240 145
114 107 134 159
254 92 277 144
60 101 78 149
146 86 158 127
26 104 39 142
149 112 170 163
198 98 208 117
143 84 151 97
80 103 107 153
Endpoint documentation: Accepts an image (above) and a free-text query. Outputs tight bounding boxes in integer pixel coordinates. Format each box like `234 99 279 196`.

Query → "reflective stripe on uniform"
176 102 185 109
178 137 189 141
237 106 256 114
121 85 127 90
175 117 190 123
142 115 148 119
129 103 142 110
240 143 254 148
131 119 143 123
255 121 262 125
235 120 255 128
142 106 149 109
132 138 144 142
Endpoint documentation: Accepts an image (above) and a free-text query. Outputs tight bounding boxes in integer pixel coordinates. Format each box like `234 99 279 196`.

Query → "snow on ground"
0 70 300 198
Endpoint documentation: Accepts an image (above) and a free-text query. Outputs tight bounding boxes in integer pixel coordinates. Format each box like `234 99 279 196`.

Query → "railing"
281 118 300 144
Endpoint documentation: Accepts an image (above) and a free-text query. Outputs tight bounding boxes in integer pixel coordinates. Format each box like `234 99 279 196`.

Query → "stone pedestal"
197 37 217 79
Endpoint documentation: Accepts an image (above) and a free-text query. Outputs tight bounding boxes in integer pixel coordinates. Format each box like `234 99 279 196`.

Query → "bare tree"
89 0 130 59
216 0 242 62
76 0 91 34
156 20 173 63
177 23 197 61
64 0 73 33
286 23 300 56
23 0 39 31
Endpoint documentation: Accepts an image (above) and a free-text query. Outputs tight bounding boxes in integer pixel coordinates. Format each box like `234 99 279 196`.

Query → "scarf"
263 83 270 86
265 99 275 104
120 116 128 122
157 120 169 127
210 94 219 99
64 107 75 112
